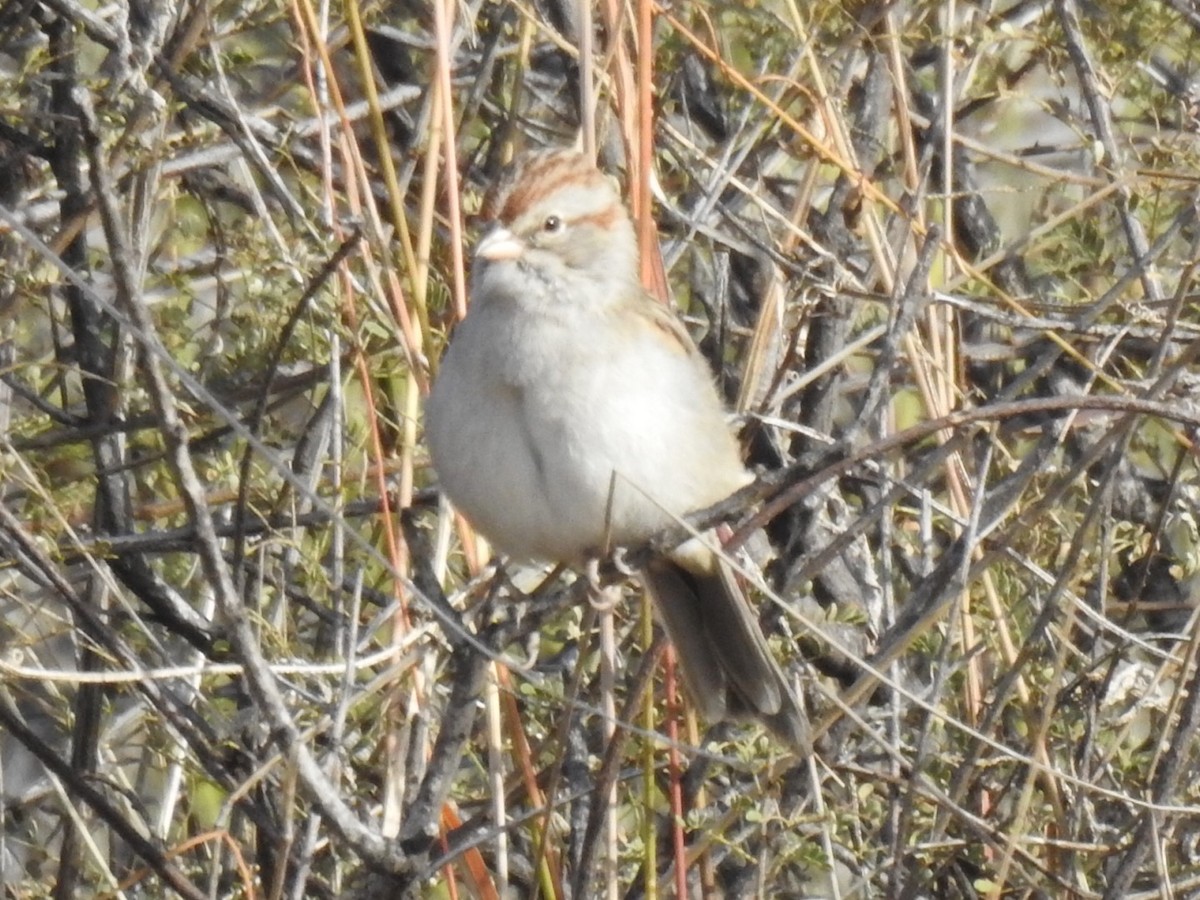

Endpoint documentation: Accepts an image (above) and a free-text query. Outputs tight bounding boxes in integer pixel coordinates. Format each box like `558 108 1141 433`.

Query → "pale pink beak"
475 227 525 262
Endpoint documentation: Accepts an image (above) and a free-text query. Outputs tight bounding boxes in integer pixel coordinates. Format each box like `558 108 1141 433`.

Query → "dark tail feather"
643 556 812 754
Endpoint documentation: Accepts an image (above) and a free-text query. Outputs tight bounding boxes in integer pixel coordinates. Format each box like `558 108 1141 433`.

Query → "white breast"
425 297 749 562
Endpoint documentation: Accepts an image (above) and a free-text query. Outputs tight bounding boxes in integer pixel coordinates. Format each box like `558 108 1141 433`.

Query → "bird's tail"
643 552 811 753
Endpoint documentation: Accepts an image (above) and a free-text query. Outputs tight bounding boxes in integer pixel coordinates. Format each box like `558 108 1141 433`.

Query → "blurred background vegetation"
2 0 1200 897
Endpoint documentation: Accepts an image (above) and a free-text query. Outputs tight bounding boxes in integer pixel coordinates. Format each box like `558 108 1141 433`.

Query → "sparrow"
425 147 811 752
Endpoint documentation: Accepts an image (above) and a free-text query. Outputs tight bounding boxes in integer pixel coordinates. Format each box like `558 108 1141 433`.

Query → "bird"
424 146 811 752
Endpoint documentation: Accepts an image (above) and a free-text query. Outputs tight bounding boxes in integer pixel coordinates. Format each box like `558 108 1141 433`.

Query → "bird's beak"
475 226 525 262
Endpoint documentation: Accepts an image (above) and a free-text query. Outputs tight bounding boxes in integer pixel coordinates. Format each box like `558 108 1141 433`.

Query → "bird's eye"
542 215 563 233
